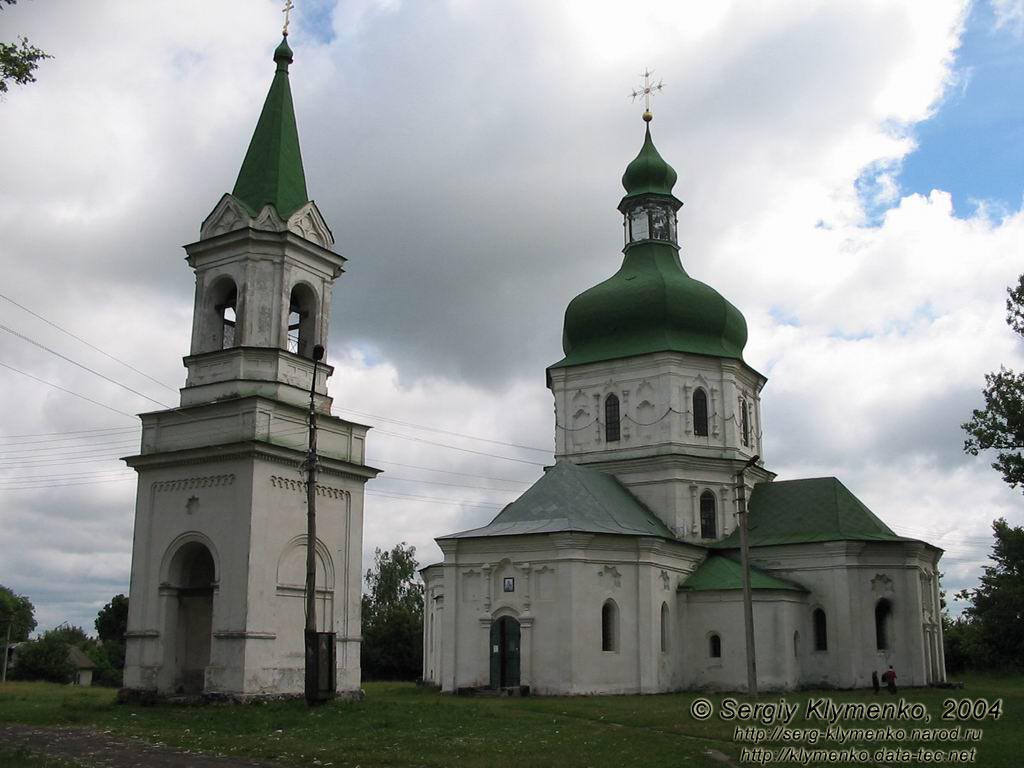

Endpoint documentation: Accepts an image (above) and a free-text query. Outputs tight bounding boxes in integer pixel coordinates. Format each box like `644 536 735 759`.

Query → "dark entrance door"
489 616 521 688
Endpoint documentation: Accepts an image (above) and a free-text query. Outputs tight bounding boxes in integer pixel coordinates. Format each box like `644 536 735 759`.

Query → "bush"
11 633 75 684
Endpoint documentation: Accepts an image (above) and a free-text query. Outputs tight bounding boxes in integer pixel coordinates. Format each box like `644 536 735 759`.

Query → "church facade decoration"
421 114 945 694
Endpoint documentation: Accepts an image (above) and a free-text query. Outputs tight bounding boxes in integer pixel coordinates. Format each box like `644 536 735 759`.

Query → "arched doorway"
489 616 520 689
166 541 215 694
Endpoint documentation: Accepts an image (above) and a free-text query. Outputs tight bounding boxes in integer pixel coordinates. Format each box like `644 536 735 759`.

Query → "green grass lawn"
0 676 1020 767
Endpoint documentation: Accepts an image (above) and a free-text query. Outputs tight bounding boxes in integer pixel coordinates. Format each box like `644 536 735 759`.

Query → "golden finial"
630 68 664 121
282 0 295 37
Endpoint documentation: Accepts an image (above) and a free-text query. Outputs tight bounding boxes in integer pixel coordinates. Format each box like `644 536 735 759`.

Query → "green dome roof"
619 122 679 208
549 120 747 371
551 241 748 369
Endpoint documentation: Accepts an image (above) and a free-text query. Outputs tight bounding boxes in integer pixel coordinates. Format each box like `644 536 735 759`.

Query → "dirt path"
0 724 279 768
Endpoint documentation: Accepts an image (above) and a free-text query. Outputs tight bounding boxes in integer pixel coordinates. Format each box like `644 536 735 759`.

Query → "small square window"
503 577 515 593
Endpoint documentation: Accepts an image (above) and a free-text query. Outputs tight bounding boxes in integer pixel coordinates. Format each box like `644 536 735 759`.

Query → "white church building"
421 112 946 695
121 35 377 698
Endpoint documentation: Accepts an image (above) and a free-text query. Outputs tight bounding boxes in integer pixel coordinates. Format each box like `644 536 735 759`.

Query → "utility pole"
304 343 325 706
737 453 760 696
1 621 11 683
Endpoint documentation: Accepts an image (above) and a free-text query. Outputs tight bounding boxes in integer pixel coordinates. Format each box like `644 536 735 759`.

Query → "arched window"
813 608 828 652
700 491 717 539
207 276 238 351
693 388 709 437
287 283 318 357
793 630 800 657
602 599 618 652
740 398 750 447
604 394 620 443
709 633 721 658
660 602 670 653
875 599 893 651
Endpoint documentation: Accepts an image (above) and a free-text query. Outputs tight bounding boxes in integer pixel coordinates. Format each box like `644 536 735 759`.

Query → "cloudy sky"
1 0 1022 634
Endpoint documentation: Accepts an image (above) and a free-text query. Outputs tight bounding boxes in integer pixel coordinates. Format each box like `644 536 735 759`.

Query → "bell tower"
121 34 378 699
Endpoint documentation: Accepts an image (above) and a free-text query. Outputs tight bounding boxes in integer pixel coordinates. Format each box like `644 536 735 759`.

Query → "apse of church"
422 106 945 695
121 33 379 699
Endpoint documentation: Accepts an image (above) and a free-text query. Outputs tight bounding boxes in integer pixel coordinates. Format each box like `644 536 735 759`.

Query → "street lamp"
737 453 760 696
303 344 334 705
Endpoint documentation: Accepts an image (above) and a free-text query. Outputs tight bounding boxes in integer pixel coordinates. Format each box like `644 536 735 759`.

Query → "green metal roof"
231 37 309 219
439 459 675 540
549 240 748 370
713 477 911 549
618 120 681 209
679 555 807 592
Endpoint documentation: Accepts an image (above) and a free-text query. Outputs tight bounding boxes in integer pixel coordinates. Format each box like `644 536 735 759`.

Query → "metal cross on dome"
282 0 295 36
630 68 665 117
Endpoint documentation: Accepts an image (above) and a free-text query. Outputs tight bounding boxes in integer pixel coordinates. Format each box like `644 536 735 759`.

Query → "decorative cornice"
269 474 349 499
152 474 235 493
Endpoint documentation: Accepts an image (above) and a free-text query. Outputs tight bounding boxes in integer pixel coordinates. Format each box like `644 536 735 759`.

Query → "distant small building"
67 646 96 687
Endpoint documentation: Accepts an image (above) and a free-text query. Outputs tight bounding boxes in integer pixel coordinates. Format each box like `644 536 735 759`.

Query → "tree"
10 630 75 683
95 594 128 668
0 584 36 641
93 594 128 686
361 543 424 681
954 518 1024 670
1 0 51 94
963 274 1024 491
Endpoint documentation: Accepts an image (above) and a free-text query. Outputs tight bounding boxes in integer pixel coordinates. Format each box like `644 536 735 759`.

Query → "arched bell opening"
287 282 319 357
205 276 238 352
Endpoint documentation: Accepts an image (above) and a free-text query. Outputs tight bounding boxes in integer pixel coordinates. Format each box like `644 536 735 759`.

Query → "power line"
0 292 180 395
0 426 139 442
332 406 551 453
0 362 139 420
370 457 535 486
1 323 172 409
373 429 549 466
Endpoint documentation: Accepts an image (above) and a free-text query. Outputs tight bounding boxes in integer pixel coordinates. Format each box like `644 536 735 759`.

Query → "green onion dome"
619 122 679 205
549 120 748 371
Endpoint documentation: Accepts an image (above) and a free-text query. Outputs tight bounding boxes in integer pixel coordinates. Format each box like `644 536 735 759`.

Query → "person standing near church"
882 666 897 694
872 670 880 693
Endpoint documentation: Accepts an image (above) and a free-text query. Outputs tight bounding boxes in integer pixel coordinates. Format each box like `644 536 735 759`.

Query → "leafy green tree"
47 623 93 649
0 584 36 641
91 594 128 686
10 631 75 683
955 518 1024 670
361 543 423 681
94 594 128 670
963 275 1024 491
1 0 51 94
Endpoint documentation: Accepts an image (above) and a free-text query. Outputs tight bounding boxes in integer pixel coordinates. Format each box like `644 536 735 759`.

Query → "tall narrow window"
602 600 618 652
604 394 620 443
693 388 709 437
740 399 750 447
208 277 238 351
709 633 721 658
793 631 800 658
875 599 892 651
660 602 670 653
700 491 717 539
813 608 828 652
287 283 318 358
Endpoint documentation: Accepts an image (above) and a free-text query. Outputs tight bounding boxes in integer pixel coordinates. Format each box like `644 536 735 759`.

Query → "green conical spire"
232 37 309 219
618 117 679 210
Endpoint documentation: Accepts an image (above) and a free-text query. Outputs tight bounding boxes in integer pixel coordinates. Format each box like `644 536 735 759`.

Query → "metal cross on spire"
630 68 664 122
282 0 295 37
